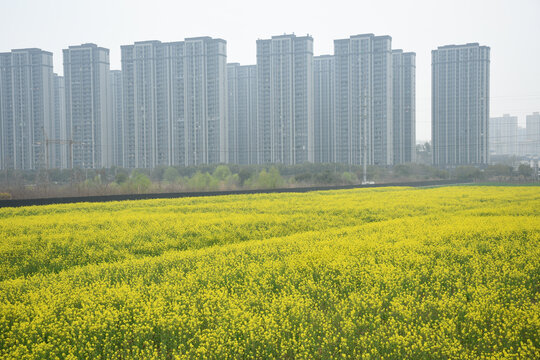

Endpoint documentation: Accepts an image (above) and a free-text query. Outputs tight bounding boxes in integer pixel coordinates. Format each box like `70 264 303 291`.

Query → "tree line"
0 162 537 199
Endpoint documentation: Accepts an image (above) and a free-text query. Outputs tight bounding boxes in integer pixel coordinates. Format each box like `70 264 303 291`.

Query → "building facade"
0 49 54 170
121 41 169 168
432 43 490 166
256 34 314 165
63 43 112 169
121 37 227 168
392 50 416 164
184 37 228 165
526 112 540 156
227 63 257 165
489 114 518 156
334 34 393 166
313 55 335 163
109 70 123 167
52 74 67 168
517 127 529 157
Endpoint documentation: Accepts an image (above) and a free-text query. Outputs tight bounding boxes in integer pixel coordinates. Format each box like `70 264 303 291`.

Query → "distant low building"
526 112 540 156
517 127 529 157
489 114 518 156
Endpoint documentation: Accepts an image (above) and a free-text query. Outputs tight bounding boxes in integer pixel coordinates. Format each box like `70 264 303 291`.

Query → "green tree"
486 164 512 178
163 167 180 183
454 166 482 181
341 171 358 184
213 165 232 181
115 171 128 184
188 171 209 190
226 173 241 188
315 171 338 184
238 168 254 185
257 167 284 189
518 164 533 178
393 164 413 178
294 172 313 183
187 171 219 190
130 171 151 193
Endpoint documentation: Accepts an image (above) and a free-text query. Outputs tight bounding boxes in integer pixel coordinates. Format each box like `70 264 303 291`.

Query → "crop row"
0 186 539 358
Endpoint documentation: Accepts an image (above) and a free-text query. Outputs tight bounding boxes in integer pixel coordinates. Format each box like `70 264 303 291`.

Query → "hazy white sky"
1 0 539 141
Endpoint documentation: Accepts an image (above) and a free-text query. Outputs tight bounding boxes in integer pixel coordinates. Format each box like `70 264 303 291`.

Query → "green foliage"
314 170 339 184
486 164 513 177
341 171 358 184
518 164 533 178
163 166 180 183
226 173 240 188
238 168 254 185
212 165 232 181
393 164 413 177
454 166 483 180
187 171 210 190
294 172 313 183
128 171 151 193
0 192 11 200
367 165 389 181
256 167 284 188
47 169 72 183
114 171 128 184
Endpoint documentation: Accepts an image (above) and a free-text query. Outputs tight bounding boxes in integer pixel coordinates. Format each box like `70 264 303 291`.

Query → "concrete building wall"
227 63 257 164
256 34 314 165
109 70 123 167
0 49 54 170
334 34 393 166
121 37 227 168
392 50 416 164
432 43 490 166
313 55 334 163
63 43 111 169
489 114 518 156
52 74 67 168
526 112 540 156
372 36 393 166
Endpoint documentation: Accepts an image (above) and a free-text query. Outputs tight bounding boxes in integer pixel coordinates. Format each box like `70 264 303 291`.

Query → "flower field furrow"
0 186 539 359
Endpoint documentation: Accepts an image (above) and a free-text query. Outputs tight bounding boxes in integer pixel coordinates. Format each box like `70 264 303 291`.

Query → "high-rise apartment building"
184 38 228 165
121 37 227 168
227 63 257 165
392 50 416 164
334 34 393 166
0 49 54 170
256 34 314 165
526 112 540 156
121 41 169 168
489 114 518 156
63 43 112 169
432 43 490 166
313 55 335 163
109 70 123 167
52 74 67 168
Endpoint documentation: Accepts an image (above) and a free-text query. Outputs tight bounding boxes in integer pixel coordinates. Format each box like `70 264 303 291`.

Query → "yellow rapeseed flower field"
0 186 539 359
